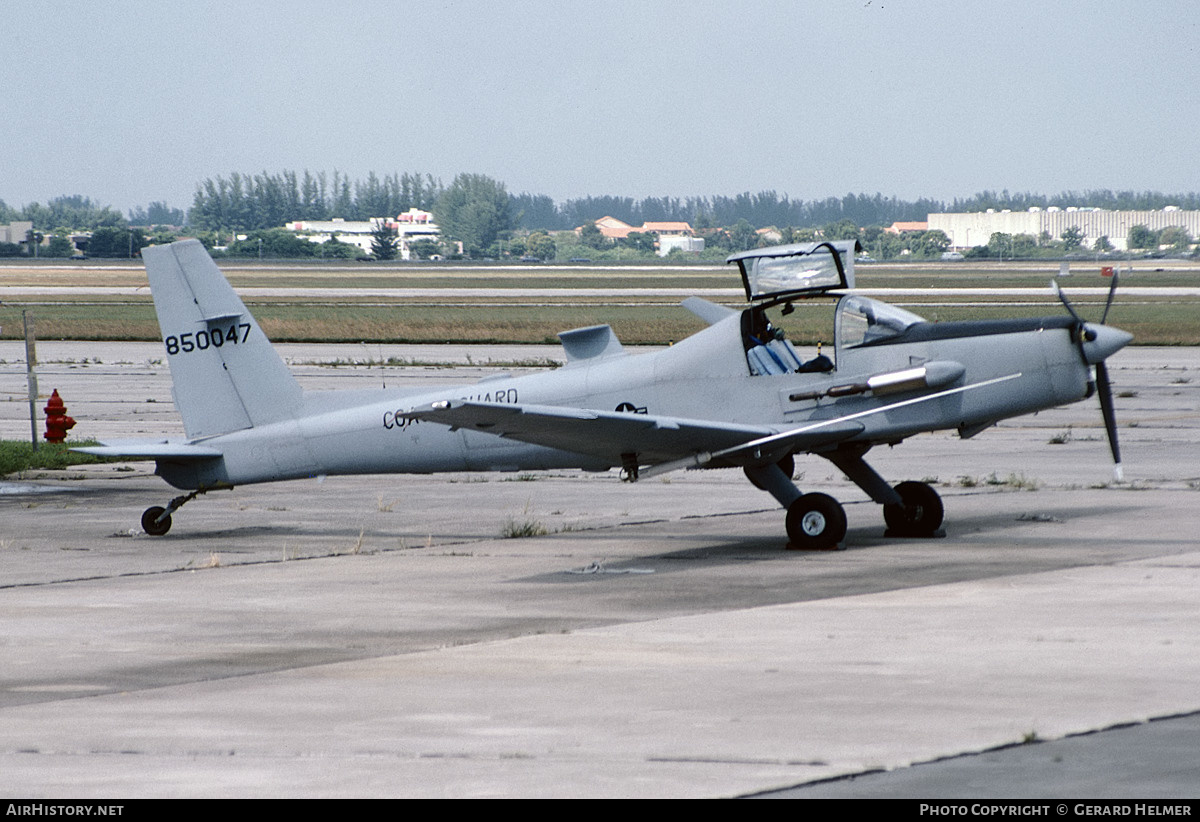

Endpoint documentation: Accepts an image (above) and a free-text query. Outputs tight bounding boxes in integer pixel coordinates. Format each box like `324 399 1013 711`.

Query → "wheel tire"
882 481 944 537
141 506 172 536
785 493 847 550
744 453 796 490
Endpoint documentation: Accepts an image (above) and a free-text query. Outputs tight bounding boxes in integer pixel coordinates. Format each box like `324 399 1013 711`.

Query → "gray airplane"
75 238 1131 549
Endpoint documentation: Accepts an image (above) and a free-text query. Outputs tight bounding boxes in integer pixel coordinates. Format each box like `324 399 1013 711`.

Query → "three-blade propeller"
1051 273 1127 481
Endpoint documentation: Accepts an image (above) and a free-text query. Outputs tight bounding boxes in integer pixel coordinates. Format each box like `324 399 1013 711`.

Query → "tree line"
185 175 952 234
12 176 1199 236
509 190 950 232
187 170 444 232
5 176 1200 259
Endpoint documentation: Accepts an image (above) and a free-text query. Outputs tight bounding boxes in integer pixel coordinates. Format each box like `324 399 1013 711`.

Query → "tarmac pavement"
1 344 1198 798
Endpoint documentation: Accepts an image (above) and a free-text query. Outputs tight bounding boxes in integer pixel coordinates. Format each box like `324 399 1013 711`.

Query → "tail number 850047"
165 323 251 355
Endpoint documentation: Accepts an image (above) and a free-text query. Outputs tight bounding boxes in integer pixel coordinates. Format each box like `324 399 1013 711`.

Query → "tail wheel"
882 481 943 537
785 493 847 551
141 506 172 536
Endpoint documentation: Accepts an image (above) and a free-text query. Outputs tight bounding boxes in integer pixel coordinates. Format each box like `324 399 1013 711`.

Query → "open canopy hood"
726 240 861 304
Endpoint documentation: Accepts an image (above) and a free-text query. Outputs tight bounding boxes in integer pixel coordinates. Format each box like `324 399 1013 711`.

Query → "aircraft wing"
404 373 1022 478
402 400 863 469
71 439 223 460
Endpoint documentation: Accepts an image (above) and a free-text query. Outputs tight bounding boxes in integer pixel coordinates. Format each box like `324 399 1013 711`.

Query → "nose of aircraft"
1081 323 1133 364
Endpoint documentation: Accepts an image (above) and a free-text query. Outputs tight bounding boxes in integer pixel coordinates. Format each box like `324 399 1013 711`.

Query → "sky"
3 0 1199 217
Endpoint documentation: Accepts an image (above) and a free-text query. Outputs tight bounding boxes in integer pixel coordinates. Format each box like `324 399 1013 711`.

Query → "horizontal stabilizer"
557 325 625 363
71 440 223 461
682 296 738 326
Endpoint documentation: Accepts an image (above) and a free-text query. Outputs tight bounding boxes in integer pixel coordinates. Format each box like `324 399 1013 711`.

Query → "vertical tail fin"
143 240 302 438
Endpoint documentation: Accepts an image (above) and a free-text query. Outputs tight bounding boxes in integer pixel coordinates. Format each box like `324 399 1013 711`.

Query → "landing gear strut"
140 487 214 536
743 454 795 490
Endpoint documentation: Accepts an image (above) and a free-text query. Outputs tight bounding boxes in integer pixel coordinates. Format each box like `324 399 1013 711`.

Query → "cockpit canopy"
726 240 860 304
836 295 926 349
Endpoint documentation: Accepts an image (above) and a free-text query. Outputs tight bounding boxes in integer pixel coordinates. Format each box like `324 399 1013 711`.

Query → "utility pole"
23 310 39 450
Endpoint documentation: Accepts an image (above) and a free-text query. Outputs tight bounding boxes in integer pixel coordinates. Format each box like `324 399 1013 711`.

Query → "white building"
929 208 1200 252
657 235 705 256
286 208 440 259
0 220 33 245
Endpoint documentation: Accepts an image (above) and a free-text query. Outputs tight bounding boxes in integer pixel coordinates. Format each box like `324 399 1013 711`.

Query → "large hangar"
929 207 1200 251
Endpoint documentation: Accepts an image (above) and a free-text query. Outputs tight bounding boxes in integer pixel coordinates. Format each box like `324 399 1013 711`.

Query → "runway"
5 285 1200 300
1 344 1198 798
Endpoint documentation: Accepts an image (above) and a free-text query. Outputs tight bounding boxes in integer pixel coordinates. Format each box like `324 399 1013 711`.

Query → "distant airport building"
0 220 33 246
582 216 695 241
886 221 929 234
657 235 705 257
285 208 439 259
576 215 697 255
929 208 1200 251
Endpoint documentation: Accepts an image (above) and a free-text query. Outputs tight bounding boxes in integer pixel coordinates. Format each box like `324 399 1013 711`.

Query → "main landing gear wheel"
882 480 944 537
141 506 172 536
785 493 847 551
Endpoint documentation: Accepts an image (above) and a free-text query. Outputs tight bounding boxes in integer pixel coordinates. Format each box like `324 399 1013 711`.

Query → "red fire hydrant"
44 389 77 443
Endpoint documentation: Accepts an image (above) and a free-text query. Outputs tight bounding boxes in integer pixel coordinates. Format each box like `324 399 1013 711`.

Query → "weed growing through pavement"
501 501 548 538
